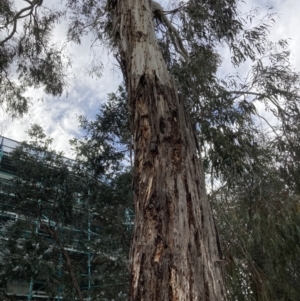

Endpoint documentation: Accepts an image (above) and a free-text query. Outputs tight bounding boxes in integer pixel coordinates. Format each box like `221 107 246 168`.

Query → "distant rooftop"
0 136 19 156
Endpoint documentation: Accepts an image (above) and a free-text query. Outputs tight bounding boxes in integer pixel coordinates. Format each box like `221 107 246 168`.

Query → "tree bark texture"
116 0 227 300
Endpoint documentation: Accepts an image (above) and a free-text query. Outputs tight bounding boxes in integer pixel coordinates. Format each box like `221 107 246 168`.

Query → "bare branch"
229 91 266 97
0 1 42 46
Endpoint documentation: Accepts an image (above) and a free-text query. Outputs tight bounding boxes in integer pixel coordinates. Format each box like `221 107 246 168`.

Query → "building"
0 136 132 301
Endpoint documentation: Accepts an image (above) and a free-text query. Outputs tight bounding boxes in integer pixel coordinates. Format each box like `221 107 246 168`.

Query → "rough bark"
116 0 227 300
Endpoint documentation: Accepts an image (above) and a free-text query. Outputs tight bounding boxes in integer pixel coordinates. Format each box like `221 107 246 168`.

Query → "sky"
1 0 300 158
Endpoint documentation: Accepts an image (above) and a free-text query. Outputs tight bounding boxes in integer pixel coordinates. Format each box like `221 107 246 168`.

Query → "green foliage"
1 1 300 300
212 133 300 301
0 123 132 300
154 1 300 183
0 1 68 117
70 84 131 177
69 81 300 300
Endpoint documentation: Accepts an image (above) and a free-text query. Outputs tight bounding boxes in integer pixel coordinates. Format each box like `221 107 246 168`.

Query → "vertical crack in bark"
188 242 195 301
184 176 196 228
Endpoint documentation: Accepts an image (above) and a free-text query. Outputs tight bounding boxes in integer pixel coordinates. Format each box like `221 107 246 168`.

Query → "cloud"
1 0 123 157
1 50 122 158
2 0 299 158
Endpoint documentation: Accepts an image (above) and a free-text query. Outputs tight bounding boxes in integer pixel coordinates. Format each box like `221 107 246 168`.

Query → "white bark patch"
170 267 185 301
132 250 141 295
120 0 171 90
145 175 153 203
153 240 163 263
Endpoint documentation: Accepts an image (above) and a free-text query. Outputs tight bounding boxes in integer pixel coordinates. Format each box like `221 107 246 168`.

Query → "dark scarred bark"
116 0 227 300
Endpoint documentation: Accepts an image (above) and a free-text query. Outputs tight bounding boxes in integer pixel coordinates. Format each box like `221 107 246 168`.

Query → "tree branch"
229 91 266 97
0 0 42 46
161 1 190 15
42 224 84 301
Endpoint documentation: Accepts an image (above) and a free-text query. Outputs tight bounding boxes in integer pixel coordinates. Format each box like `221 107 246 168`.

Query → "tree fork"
116 0 227 299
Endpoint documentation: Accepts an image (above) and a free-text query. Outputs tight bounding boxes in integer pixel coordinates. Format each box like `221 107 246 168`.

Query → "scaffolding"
0 136 133 301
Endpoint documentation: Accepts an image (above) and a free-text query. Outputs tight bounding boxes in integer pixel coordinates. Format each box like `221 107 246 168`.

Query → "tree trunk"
117 0 227 300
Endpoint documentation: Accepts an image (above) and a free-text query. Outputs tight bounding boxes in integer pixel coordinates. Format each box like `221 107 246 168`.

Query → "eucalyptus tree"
211 130 300 301
101 1 228 299
2 0 300 300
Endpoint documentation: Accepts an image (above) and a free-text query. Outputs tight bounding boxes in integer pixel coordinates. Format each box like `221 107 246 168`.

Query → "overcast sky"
1 0 299 158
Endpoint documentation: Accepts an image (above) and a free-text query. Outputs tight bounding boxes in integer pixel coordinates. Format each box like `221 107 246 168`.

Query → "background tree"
212 130 300 301
0 122 132 300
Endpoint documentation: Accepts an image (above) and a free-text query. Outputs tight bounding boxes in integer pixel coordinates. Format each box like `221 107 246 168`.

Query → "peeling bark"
116 0 227 300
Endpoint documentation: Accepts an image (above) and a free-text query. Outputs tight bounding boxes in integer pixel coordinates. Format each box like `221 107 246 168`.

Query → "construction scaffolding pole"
88 190 91 301
27 219 39 300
